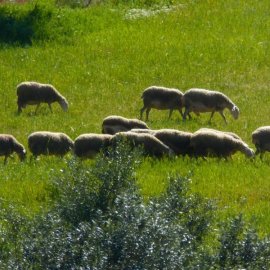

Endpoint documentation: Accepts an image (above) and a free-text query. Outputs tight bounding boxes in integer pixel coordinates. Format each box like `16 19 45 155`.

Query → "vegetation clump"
0 143 269 268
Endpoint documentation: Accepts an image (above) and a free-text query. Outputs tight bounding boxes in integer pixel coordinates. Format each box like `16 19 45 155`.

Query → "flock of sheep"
0 81 269 164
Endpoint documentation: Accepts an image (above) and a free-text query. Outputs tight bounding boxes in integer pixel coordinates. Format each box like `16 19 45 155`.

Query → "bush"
0 143 270 269
0 3 53 45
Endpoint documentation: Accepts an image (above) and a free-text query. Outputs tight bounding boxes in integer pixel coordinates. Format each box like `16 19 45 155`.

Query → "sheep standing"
111 131 173 158
182 88 239 124
153 129 193 156
17 81 68 114
28 131 73 158
140 86 184 121
190 129 254 159
74 133 112 158
197 128 242 140
131 128 193 156
102 115 149 135
0 135 26 164
252 126 270 157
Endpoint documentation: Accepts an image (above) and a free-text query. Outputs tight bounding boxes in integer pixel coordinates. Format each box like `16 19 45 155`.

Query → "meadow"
0 0 270 234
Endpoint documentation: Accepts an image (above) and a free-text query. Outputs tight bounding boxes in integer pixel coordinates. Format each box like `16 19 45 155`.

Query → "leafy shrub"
0 3 53 45
0 143 270 269
216 215 270 269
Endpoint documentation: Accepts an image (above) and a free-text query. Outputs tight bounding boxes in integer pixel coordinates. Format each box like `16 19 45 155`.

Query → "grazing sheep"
28 131 73 158
153 129 193 156
17 81 68 114
182 88 239 124
0 134 26 164
190 129 254 159
252 126 270 157
197 128 242 140
140 86 184 121
131 128 193 156
111 131 173 158
74 133 112 158
102 115 149 135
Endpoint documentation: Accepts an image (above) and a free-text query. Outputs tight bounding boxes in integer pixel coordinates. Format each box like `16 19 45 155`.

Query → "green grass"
1 0 270 233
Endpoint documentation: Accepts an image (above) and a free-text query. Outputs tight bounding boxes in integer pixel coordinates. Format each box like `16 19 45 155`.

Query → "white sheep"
197 128 242 140
28 131 74 158
252 126 270 157
140 86 184 121
131 128 193 156
102 115 149 135
0 134 26 164
111 131 174 158
153 129 193 156
182 88 239 124
190 128 254 159
74 133 112 158
17 81 68 114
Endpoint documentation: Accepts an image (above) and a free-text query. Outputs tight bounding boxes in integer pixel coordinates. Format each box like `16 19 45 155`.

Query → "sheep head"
18 148 27 161
59 98 69 112
231 105 239 120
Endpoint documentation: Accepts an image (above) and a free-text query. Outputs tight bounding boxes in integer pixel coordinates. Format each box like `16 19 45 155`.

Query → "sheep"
251 126 270 157
0 134 26 164
74 133 112 158
197 128 242 140
140 86 184 121
102 115 149 135
28 131 74 158
153 129 193 156
17 81 68 114
182 88 239 124
131 128 193 156
111 131 173 158
190 128 254 159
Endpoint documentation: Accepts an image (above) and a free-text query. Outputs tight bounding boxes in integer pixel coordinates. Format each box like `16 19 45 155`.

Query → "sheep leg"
140 106 146 120
35 104 40 114
145 108 151 121
218 111 227 124
17 106 22 114
208 111 215 123
177 109 184 118
48 103 53 113
256 150 264 159
3 156 8 165
183 108 190 120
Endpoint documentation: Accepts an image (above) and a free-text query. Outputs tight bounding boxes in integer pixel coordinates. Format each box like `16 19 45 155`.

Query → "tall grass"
0 0 270 232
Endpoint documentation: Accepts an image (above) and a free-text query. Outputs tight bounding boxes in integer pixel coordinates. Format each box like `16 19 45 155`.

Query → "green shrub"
0 143 270 269
0 3 53 45
217 215 270 269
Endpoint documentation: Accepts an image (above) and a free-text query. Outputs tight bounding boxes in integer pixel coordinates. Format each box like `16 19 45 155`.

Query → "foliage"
216 215 270 269
0 3 54 45
0 144 269 268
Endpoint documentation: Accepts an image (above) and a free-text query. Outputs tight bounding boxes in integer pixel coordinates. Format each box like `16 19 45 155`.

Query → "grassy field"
1 0 270 232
